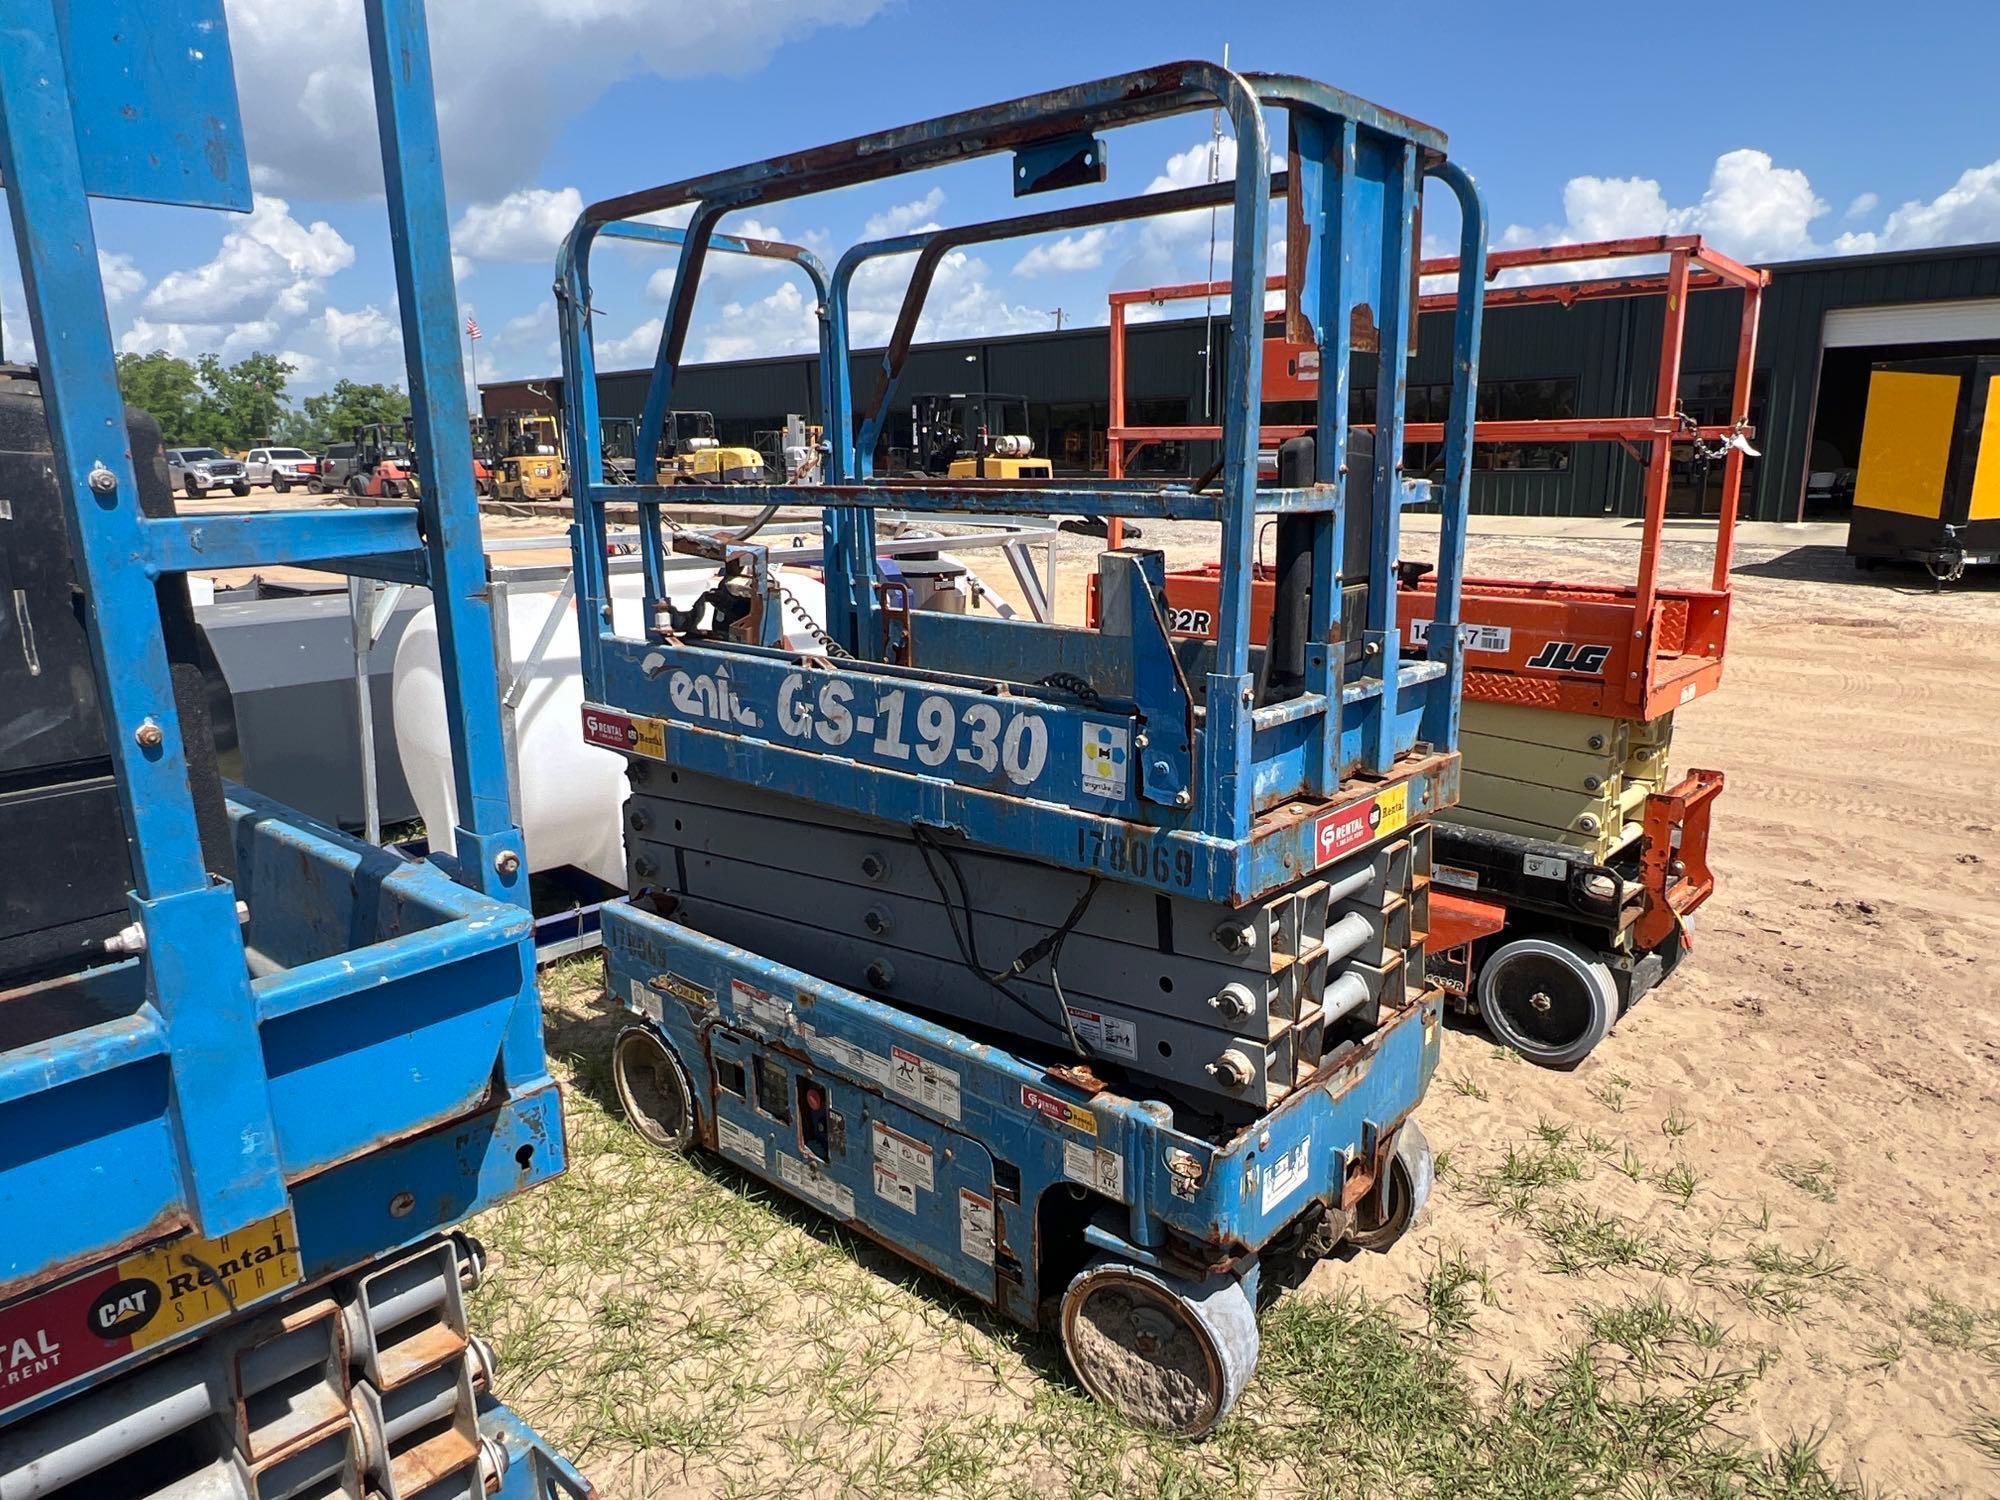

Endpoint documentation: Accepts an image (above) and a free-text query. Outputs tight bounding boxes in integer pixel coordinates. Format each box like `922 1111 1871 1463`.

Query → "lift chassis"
559 63 1487 1431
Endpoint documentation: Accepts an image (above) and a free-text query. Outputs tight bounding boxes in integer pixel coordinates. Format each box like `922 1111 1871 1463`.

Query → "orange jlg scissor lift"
1108 236 1767 1065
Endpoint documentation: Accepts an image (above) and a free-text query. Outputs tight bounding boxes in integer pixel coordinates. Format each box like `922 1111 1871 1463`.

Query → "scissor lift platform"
558 62 1489 1431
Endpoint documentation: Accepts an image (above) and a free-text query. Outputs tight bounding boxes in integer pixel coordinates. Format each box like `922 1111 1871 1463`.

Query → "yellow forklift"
492 412 567 502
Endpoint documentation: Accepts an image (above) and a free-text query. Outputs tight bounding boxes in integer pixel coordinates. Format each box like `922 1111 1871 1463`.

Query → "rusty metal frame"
1108 234 1770 614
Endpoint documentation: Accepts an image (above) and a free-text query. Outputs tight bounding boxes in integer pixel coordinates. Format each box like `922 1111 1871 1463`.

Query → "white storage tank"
392 569 829 887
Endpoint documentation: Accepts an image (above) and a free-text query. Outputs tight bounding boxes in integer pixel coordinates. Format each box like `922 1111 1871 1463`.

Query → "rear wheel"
273 478 291 493
1059 1259 1257 1437
612 1025 697 1152
1349 1117 1434 1252
1476 934 1617 1067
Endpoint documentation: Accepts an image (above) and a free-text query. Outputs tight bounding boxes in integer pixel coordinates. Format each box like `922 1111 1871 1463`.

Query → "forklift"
492 412 567 502
468 414 498 496
0 2 586 1494
911 391 1052 479
557 64 1487 1433
347 418 419 501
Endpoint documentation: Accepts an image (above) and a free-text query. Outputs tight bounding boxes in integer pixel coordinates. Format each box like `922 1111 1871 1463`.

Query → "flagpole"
465 323 481 403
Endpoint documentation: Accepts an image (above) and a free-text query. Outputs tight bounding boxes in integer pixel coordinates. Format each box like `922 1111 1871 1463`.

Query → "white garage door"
1822 298 2000 348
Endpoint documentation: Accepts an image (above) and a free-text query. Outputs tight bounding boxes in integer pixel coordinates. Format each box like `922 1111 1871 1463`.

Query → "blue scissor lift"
0 3 586 1495
562 65 1487 1434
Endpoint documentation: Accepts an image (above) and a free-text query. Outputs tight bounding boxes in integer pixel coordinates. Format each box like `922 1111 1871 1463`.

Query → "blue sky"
22 0 1999 397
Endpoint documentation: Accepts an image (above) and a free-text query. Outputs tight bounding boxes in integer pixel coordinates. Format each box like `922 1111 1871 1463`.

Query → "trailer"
1118 236 1764 1066
554 64 1488 1432
0 3 587 1495
1847 353 2000 584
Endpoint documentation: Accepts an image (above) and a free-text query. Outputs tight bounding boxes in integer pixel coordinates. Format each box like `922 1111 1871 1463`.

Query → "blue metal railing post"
1198 73 1273 841
364 0 526 903
1363 142 1418 776
557 221 611 695
1420 160 1488 753
0 0 285 1236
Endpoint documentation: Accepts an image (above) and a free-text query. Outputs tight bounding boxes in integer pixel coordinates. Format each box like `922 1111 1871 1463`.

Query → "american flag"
464 314 482 341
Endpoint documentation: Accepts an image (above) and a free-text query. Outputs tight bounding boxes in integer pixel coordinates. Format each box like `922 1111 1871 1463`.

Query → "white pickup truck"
243 446 322 492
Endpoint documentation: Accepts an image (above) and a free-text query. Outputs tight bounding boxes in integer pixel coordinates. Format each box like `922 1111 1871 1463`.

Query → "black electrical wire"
909 822 1100 1057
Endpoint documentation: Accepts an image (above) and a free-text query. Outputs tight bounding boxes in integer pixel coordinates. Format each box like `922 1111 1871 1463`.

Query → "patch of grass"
1656 1160 1702 1209
1909 1288 2000 1361
1589 1072 1634 1112
1967 1410 2000 1467
1445 1069 1487 1100
1662 1105 1693 1139
1862 1336 1904 1370
1775 1158 1839 1204
1533 1200 1681 1277
1733 1242 1859 1320
1417 1248 1495 1346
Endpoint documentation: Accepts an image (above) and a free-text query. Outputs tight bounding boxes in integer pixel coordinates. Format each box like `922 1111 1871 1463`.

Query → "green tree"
285 379 412 448
193 351 294 451
115 350 204 444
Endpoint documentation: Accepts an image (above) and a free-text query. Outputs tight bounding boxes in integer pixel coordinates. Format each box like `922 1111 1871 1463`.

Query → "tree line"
115 349 414 451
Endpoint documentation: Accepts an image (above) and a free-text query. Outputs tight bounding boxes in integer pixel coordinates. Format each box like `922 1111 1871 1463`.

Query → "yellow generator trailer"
912 392 1052 479
664 410 764 483
1848 354 2000 584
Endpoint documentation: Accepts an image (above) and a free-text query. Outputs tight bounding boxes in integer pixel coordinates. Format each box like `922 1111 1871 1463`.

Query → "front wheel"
1476 934 1618 1067
612 1025 697 1151
1059 1259 1258 1437
184 481 204 499
273 479 290 493
231 482 251 496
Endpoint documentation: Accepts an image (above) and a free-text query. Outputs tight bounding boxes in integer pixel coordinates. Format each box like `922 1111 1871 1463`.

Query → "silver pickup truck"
164 447 251 498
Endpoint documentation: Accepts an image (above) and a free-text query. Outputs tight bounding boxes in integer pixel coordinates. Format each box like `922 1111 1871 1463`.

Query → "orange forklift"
1103 236 1766 1065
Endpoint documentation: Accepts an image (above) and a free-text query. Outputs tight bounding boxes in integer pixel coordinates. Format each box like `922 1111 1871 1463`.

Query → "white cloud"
142 195 353 324
596 316 665 369
1496 150 2000 273
226 0 893 203
702 281 817 362
321 303 399 354
451 186 583 263
1013 229 1111 278
863 188 945 240
1834 161 2000 255
99 252 145 307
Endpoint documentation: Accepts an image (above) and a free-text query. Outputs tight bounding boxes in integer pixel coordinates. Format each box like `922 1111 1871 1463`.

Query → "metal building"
482 240 2000 524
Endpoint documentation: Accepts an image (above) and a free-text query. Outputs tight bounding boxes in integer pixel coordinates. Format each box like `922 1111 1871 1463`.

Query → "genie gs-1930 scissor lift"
558 66 1488 1433
1122 236 1764 1068
0 4 588 1496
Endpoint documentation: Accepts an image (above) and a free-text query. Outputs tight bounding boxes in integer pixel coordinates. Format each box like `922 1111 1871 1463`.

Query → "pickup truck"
164 447 251 498
243 446 320 492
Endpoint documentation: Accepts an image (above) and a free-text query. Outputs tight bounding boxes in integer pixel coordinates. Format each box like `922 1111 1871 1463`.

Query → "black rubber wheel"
612 1025 696 1151
348 476 366 497
1476 935 1617 1068
1349 1117 1434 1253
184 481 203 499
231 482 250 496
